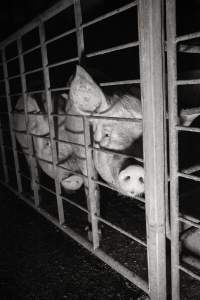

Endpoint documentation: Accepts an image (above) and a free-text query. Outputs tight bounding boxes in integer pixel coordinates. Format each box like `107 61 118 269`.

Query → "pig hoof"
62 175 83 190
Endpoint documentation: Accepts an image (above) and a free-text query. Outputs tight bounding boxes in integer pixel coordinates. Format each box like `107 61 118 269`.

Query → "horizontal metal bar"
179 216 200 229
0 0 74 49
23 67 43 76
62 194 89 214
36 156 52 165
177 126 200 133
55 138 85 148
19 171 32 181
93 178 145 204
176 31 200 43
48 56 78 69
0 180 149 294
89 145 143 163
21 44 41 56
36 181 56 195
88 114 142 122
82 1 138 29
178 171 200 182
49 80 141 92
182 164 200 175
97 215 147 247
179 265 200 282
50 87 70 92
56 163 88 179
45 28 76 45
9 92 22 97
25 89 45 94
7 74 21 81
100 79 140 86
5 55 19 64
86 41 139 58
177 79 200 86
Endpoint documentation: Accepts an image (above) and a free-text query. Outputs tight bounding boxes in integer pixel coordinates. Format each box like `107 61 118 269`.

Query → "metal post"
138 0 167 299
39 22 65 225
2 49 22 192
166 0 180 299
0 95 9 182
17 38 40 206
74 0 100 248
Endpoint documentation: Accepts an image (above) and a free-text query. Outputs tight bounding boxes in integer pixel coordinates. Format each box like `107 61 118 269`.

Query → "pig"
14 66 144 197
14 65 200 270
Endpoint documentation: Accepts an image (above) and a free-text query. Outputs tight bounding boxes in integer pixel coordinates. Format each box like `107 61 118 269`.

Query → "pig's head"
70 66 144 197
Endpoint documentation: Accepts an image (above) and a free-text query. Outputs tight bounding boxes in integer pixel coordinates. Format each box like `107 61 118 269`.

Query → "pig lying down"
14 66 144 197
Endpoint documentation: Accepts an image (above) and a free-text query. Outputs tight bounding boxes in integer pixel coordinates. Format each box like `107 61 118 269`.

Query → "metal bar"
100 79 140 86
48 57 78 69
176 31 200 43
179 216 200 230
86 41 139 58
0 0 74 49
0 123 9 182
138 0 167 299
6 74 21 81
177 126 200 133
23 67 43 76
5 55 19 63
166 0 180 299
97 215 147 247
178 171 200 182
178 265 200 281
62 195 89 214
45 28 76 45
17 38 40 207
74 0 100 249
39 21 65 225
177 79 200 85
9 93 23 97
22 44 41 56
0 179 149 294
2 49 22 192
182 164 200 174
82 1 138 29
93 178 145 204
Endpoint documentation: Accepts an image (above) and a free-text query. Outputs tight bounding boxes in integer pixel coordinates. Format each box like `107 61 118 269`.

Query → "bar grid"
166 1 200 300
0 0 171 299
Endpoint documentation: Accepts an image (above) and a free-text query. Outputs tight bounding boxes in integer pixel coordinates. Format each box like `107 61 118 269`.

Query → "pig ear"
69 65 109 114
180 107 200 126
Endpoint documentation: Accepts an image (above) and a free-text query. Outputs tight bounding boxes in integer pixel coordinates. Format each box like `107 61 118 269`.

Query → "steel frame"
0 0 169 299
166 0 200 299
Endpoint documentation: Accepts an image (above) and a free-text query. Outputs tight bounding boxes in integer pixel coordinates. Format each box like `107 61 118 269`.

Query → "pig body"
14 66 145 196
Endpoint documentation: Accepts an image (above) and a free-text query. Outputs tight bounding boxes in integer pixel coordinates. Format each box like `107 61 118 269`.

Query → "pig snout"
118 165 145 196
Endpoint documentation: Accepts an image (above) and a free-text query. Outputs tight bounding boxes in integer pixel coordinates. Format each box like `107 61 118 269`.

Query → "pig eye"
105 133 110 137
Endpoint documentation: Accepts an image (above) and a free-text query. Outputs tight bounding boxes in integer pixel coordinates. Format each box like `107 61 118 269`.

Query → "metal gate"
167 0 200 299
0 0 167 299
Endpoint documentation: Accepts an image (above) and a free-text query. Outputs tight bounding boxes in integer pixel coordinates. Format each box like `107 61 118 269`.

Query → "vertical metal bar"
39 22 65 224
138 0 167 299
17 38 40 206
74 0 100 249
166 1 180 299
0 117 9 183
2 49 22 193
